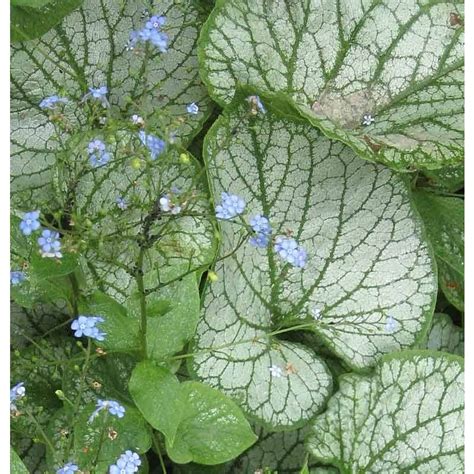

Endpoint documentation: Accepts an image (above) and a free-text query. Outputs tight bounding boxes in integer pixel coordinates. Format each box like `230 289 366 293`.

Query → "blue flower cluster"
56 463 79 474
10 382 25 412
71 315 106 341
38 229 62 258
89 399 125 423
385 315 397 333
215 192 246 220
139 130 166 160
10 271 26 286
249 215 272 248
274 236 307 268
129 14 168 52
39 95 68 110
116 196 128 210
109 450 141 474
88 139 111 168
83 86 109 107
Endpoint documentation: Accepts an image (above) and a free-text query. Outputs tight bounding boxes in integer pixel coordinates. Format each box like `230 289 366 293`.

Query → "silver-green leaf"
425 313 463 356
199 0 464 170
307 351 464 473
191 94 436 430
11 0 213 205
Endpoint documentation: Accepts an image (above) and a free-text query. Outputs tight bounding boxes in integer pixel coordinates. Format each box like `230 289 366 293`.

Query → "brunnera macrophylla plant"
10 0 463 473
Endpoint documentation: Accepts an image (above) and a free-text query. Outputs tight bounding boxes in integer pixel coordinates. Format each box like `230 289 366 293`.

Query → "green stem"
153 432 168 474
91 413 109 469
136 248 148 358
24 407 56 454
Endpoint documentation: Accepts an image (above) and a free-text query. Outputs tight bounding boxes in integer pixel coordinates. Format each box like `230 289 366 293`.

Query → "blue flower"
10 382 25 411
38 229 62 258
187 102 199 115
10 271 26 286
215 192 246 220
109 450 141 474
247 95 266 114
131 114 144 126
129 14 168 52
274 236 307 268
39 95 68 110
56 462 79 474
89 399 125 423
249 214 272 248
19 210 41 236
88 139 111 168
385 315 397 333
116 197 128 210
160 194 181 215
71 315 106 341
83 86 109 107
362 113 375 126
138 131 166 160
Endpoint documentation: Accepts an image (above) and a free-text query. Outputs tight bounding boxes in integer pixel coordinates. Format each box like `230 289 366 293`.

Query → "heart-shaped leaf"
307 351 464 472
11 0 213 206
165 381 257 465
191 92 436 429
129 361 183 446
425 313 463 356
413 190 464 310
199 0 464 170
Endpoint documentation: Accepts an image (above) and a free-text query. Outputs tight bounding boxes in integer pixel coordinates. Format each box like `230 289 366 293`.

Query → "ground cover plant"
10 0 464 472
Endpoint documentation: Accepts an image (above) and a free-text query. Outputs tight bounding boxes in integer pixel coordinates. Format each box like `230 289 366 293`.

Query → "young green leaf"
307 351 464 472
129 361 184 446
425 313 463 356
166 381 257 465
191 93 436 429
11 0 213 206
199 0 464 170
413 190 464 311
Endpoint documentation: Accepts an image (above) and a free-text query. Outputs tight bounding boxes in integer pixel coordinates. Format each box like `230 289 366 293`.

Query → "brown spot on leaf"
363 135 382 153
446 281 458 289
285 362 298 375
449 13 464 27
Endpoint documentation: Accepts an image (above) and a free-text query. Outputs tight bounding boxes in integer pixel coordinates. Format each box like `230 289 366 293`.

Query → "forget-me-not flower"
71 315 106 341
362 113 375 126
56 463 79 474
159 194 182 215
10 271 26 286
38 229 62 258
109 450 141 474
83 86 109 107
269 365 283 378
20 210 40 236
39 95 68 110
138 130 166 160
274 236 307 268
247 95 266 115
385 314 397 333
215 192 245 220
116 197 128 210
89 399 125 423
186 102 199 115
249 214 272 248
10 382 25 411
88 139 111 168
